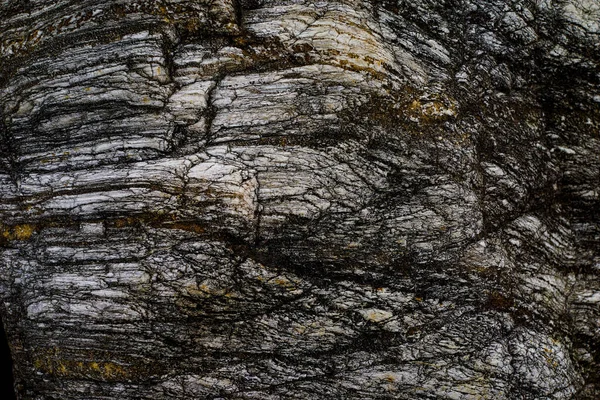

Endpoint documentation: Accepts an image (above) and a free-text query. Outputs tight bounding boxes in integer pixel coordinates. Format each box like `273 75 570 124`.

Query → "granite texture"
0 0 599 398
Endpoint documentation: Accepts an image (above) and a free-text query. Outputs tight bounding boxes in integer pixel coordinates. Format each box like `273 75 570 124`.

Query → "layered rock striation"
0 0 599 398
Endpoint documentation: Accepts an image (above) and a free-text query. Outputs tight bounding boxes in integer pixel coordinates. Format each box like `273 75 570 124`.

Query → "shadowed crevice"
0 317 16 400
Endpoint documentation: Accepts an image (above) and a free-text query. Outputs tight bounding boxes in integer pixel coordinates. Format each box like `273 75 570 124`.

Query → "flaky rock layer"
1 0 599 399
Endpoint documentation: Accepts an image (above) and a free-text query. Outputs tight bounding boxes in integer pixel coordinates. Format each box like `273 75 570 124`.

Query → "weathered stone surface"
0 0 599 399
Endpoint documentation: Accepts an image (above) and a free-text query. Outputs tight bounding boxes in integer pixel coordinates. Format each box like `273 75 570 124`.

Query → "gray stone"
0 0 599 398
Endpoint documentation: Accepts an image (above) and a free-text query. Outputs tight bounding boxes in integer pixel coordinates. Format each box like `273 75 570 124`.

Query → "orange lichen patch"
33 349 129 381
339 88 468 143
325 52 388 80
111 217 138 228
13 224 35 240
149 1 238 34
407 97 458 122
542 347 559 368
1 224 37 241
184 282 236 299
291 321 329 336
233 36 250 47
267 275 301 291
176 281 242 314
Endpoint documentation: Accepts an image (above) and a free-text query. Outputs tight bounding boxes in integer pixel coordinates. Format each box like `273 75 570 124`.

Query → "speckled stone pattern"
0 0 599 398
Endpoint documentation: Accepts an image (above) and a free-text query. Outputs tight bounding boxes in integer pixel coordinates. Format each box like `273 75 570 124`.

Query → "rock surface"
0 0 599 398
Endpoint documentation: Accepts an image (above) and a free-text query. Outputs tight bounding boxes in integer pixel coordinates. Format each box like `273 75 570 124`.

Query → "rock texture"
1 0 599 399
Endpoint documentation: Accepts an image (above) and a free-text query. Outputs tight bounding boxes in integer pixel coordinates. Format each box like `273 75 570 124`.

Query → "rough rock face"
0 0 599 398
